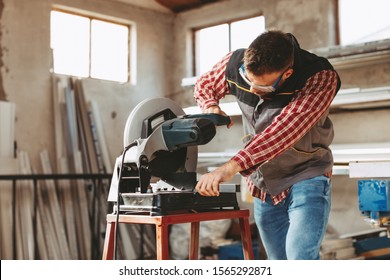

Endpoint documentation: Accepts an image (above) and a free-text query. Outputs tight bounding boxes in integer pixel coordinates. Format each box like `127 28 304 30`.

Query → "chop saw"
108 97 239 215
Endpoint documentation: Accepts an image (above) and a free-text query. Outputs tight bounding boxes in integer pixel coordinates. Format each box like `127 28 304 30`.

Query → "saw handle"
184 113 231 126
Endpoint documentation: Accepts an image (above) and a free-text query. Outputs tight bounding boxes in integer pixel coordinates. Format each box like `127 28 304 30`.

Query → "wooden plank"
94 177 111 257
0 101 16 259
36 212 49 260
40 150 71 259
87 102 105 174
0 158 18 259
86 101 109 258
36 180 61 259
53 75 98 259
58 157 79 259
53 75 78 258
74 79 99 174
55 76 95 259
17 151 35 259
90 101 112 173
15 182 25 259
51 75 63 171
60 78 90 259
73 150 92 260
0 101 15 158
64 80 79 156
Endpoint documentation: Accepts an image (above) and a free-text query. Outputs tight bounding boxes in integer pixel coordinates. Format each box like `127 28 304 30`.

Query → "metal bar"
33 179 38 260
90 179 96 259
0 174 111 180
0 173 112 260
94 178 102 259
12 179 16 260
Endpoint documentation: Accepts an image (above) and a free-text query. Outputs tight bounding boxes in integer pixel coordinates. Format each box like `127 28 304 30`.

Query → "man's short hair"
244 30 294 75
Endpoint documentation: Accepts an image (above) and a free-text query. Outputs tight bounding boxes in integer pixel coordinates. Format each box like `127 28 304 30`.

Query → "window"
194 16 265 76
338 0 390 46
50 10 130 83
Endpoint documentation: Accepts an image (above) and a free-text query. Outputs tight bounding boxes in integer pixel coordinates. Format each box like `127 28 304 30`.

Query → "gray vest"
225 35 340 196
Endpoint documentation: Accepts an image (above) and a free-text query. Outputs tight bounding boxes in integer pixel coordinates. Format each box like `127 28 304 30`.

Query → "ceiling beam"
155 0 221 13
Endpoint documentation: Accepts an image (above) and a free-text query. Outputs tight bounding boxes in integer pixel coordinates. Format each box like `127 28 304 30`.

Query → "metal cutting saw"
107 97 239 215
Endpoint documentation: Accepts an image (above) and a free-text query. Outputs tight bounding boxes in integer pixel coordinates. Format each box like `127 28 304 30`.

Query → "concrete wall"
0 0 174 167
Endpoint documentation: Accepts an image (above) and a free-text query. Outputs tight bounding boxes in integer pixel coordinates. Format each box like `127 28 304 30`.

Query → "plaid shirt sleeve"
194 52 233 110
231 70 339 176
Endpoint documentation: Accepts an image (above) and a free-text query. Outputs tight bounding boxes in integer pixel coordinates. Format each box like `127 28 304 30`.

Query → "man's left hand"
196 160 241 196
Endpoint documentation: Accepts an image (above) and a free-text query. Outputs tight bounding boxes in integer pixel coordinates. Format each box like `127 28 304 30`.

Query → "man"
194 30 341 260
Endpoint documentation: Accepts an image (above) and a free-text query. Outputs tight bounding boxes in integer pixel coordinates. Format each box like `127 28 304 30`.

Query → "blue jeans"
254 175 331 260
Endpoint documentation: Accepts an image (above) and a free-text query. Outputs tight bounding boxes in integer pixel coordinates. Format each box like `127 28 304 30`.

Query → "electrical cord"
113 141 137 260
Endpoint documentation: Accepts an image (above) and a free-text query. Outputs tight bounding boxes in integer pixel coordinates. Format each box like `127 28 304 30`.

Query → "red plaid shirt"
194 52 338 205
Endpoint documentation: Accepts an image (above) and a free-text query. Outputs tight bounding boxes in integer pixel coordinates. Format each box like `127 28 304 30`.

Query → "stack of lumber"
48 76 108 259
51 76 96 259
0 101 17 259
51 75 155 259
320 237 364 260
0 77 156 259
0 101 15 158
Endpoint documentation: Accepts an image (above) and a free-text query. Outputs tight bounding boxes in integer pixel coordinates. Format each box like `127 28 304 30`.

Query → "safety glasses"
239 64 288 93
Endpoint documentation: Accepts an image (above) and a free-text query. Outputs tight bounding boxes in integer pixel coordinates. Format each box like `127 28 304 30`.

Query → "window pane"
195 24 229 75
90 20 129 83
50 11 90 77
231 16 265 50
339 0 390 45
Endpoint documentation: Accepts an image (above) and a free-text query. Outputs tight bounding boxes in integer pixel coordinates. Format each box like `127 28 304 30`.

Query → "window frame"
336 0 390 46
192 13 265 77
51 7 133 84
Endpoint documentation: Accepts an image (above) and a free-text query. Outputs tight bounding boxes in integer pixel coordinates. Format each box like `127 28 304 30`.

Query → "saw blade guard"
124 97 186 147
123 97 198 172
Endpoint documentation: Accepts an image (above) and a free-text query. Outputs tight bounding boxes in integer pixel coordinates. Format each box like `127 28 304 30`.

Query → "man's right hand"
203 105 234 128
